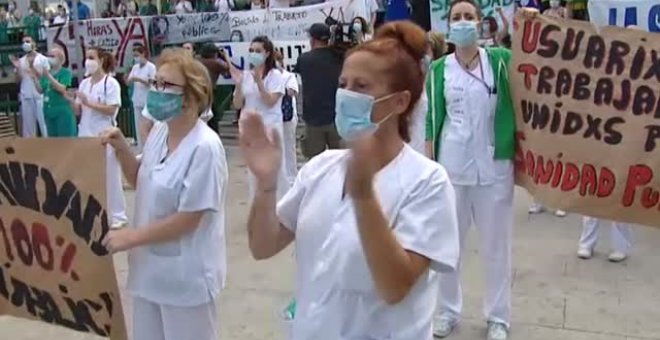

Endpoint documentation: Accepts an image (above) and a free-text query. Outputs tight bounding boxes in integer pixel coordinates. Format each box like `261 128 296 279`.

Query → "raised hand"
345 135 380 200
239 111 282 190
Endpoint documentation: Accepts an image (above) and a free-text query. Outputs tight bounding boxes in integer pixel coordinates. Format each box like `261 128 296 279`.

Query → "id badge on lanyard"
459 55 497 97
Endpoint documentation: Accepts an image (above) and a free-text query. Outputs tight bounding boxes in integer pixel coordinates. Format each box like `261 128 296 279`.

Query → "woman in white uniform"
577 217 632 262
230 35 289 200
240 21 460 339
274 52 300 186
425 2 533 339
101 48 228 340
72 47 128 229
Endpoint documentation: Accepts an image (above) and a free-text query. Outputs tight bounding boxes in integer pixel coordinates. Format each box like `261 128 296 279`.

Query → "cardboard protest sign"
0 138 126 339
510 13 660 227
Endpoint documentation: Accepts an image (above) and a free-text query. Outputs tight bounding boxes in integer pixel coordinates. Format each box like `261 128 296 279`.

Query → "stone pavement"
2 145 660 340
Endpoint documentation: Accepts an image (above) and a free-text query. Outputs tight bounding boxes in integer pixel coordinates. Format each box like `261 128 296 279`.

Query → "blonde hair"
157 48 214 116
427 32 446 60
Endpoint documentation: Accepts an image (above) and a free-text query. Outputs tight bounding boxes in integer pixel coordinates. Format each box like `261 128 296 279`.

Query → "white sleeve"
128 65 136 79
276 168 306 232
105 78 122 106
285 73 299 93
141 106 155 121
266 71 286 95
393 168 460 273
178 143 226 212
148 63 156 79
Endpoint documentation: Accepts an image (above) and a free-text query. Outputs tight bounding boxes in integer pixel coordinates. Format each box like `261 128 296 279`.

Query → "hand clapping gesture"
238 111 282 190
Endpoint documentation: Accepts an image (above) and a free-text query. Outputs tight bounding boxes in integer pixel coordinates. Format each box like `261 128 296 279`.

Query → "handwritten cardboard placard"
0 138 126 339
510 13 660 226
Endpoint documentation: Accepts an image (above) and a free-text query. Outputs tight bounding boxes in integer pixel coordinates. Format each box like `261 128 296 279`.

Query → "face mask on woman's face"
449 20 479 48
48 57 59 68
85 59 99 76
22 42 33 53
230 35 241 42
146 89 184 121
334 88 397 141
352 23 362 33
248 52 266 67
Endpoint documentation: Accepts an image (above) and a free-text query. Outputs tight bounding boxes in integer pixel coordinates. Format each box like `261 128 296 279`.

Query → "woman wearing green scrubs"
37 48 77 137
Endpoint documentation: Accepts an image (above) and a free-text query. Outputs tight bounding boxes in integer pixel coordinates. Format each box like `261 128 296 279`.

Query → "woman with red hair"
239 21 460 339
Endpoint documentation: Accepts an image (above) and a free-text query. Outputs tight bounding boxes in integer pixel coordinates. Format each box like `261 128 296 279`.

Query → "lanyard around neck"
457 52 496 96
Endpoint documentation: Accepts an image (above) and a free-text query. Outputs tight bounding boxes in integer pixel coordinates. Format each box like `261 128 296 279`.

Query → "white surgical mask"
85 59 99 76
22 42 32 53
352 23 362 33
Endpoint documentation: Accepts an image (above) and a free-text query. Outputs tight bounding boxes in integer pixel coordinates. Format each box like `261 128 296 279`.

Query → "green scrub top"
40 68 77 137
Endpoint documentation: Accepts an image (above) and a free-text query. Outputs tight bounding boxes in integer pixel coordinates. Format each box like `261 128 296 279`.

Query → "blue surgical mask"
449 20 478 47
248 52 266 66
146 89 183 122
352 23 362 33
334 88 395 141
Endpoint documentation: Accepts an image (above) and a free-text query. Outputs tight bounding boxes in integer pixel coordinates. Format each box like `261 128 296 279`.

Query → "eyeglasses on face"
150 78 185 91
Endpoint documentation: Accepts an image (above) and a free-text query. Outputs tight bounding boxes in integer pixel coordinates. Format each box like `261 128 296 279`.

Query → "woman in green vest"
36 48 76 137
426 2 538 340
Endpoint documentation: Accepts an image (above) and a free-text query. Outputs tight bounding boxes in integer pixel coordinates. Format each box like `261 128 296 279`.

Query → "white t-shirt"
52 15 67 25
409 91 427 155
439 48 512 186
129 61 157 108
277 146 460 340
175 0 193 13
239 69 286 126
77 75 122 137
127 120 228 306
19 53 49 99
347 0 379 25
282 69 299 120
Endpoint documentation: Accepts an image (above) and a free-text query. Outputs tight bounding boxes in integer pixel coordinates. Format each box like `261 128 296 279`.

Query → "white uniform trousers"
282 116 298 187
579 216 632 253
437 175 514 327
247 123 291 201
132 296 219 340
20 96 48 137
133 104 145 151
106 145 128 225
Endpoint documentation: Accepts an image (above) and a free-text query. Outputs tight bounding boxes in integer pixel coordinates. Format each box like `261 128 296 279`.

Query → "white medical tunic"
409 91 428 154
77 75 121 137
277 145 460 340
439 48 512 186
239 68 286 126
127 120 228 307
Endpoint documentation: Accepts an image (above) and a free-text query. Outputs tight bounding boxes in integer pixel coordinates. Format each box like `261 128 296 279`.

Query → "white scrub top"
439 48 513 186
277 145 460 340
409 91 427 154
19 53 49 99
239 68 286 126
127 120 228 307
282 69 299 119
77 75 121 137
128 61 157 108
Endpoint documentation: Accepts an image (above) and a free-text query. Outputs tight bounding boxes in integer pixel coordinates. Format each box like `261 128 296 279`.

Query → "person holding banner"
71 47 128 229
231 35 290 200
240 21 459 339
425 2 534 339
101 47 227 340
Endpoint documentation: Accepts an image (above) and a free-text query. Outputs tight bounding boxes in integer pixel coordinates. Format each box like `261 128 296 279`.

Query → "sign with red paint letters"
511 13 660 227
0 139 126 339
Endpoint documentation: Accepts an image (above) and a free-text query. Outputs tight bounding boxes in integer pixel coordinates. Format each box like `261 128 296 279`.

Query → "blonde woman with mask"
101 48 228 340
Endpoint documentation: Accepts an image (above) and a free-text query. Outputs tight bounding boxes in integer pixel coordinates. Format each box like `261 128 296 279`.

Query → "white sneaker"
554 210 567 217
528 203 545 214
111 221 127 230
487 322 509 340
608 251 627 263
577 247 593 259
433 316 456 338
